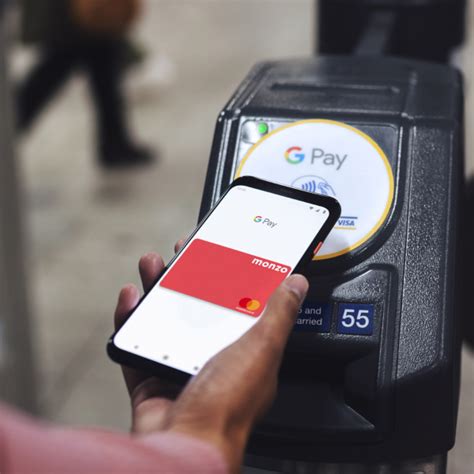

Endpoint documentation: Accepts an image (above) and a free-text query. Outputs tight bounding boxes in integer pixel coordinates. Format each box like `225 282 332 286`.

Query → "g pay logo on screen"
160 239 291 317
253 216 278 228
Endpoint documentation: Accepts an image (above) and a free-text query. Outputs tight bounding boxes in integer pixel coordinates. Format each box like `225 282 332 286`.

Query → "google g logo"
253 216 277 228
285 146 305 164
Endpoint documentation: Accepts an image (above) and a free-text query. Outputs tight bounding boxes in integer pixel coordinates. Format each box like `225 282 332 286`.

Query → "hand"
114 244 309 473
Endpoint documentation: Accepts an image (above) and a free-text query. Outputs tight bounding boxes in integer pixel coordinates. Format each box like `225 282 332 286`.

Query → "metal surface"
0 3 37 412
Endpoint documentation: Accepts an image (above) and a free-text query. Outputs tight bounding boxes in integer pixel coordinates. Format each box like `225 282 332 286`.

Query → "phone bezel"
107 176 341 385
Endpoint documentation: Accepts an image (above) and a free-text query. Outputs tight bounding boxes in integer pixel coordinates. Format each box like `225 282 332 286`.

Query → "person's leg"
81 37 154 167
16 47 78 132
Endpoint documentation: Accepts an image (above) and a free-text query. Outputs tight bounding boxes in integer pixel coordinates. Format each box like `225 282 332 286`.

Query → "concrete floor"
12 0 474 472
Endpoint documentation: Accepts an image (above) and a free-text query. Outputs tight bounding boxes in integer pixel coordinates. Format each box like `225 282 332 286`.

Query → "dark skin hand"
114 242 309 473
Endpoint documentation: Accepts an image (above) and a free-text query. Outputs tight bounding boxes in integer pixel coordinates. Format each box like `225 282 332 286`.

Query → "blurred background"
0 0 473 472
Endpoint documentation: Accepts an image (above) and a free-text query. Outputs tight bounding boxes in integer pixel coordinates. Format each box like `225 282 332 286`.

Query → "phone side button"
313 242 323 256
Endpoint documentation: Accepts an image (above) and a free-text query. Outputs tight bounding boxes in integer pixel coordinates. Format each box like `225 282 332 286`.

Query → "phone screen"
114 184 332 375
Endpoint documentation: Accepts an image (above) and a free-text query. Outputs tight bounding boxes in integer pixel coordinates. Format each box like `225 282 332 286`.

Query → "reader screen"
233 118 395 260
114 185 330 375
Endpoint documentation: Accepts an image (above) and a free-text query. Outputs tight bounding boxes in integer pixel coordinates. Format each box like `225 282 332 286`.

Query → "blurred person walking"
17 0 154 168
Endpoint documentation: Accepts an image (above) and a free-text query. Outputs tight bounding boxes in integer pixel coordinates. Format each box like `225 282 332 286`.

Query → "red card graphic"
160 239 291 317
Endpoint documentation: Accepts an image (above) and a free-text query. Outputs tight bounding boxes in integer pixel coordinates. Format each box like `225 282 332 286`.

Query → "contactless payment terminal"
235 119 394 260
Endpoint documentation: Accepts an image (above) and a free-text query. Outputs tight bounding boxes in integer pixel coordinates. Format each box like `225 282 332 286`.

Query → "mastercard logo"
239 297 261 312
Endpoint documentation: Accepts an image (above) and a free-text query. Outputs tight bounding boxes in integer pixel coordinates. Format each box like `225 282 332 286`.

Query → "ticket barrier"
199 57 463 471
318 0 466 62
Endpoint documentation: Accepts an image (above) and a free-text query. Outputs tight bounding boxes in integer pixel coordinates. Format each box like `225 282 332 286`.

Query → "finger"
139 253 165 292
113 284 148 394
131 378 181 433
132 397 174 434
174 238 186 253
114 284 140 331
253 274 309 356
215 274 308 400
164 275 309 466
131 377 181 409
114 284 150 394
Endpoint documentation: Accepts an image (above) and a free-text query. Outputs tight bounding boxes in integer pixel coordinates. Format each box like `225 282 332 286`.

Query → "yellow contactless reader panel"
233 119 395 260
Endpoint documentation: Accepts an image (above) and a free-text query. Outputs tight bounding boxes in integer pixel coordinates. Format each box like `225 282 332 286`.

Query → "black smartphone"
108 176 340 383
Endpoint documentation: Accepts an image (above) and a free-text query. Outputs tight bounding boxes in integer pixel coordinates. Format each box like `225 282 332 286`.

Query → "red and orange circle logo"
239 297 261 312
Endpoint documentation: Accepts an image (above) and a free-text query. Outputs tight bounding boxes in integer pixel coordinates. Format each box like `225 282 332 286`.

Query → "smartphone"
108 176 340 382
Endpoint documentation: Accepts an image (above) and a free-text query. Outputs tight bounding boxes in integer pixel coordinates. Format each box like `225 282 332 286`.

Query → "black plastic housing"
199 57 463 463
318 0 466 62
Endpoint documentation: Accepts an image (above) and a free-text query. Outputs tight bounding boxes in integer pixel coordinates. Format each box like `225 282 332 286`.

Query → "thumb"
163 275 309 472
253 274 309 354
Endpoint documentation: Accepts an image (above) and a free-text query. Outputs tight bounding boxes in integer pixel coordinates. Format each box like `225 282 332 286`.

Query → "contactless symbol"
291 175 336 196
285 146 305 164
239 297 261 312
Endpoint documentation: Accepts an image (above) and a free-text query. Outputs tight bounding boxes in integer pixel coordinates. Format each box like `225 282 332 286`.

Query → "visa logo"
336 216 358 230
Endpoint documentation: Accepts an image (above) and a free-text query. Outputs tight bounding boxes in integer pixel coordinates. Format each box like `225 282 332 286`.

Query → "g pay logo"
253 216 277 228
285 146 305 164
285 146 348 170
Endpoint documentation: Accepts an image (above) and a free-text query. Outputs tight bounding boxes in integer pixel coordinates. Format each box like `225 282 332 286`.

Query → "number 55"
340 306 373 334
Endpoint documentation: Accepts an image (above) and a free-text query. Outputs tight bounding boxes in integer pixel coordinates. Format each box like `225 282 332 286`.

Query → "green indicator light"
257 122 269 135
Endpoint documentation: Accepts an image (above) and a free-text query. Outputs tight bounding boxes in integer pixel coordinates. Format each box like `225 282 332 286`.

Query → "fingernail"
120 284 137 299
284 274 309 302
